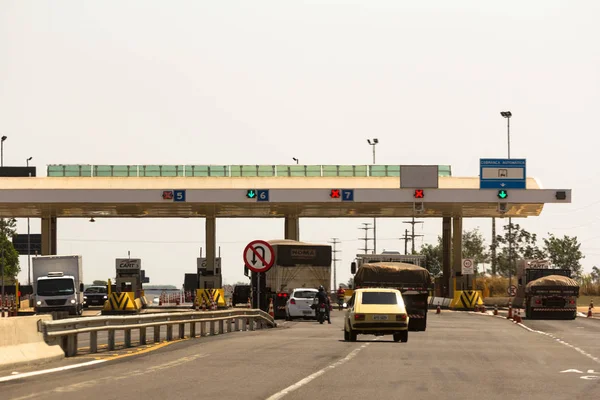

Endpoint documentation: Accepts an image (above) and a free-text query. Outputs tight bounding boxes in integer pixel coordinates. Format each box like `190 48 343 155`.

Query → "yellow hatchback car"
344 288 409 343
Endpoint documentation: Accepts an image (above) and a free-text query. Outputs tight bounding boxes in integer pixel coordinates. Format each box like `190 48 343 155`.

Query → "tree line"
419 222 586 278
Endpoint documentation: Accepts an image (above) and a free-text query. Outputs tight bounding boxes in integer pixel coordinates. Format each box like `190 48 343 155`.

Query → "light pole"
500 111 513 289
1 136 7 167
292 157 299 164
26 157 32 285
367 138 379 253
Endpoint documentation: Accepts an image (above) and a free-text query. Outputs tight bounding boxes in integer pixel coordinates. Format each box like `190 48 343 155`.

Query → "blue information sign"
479 159 526 189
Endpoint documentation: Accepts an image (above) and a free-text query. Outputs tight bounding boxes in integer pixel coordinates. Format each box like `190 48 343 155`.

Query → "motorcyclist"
314 285 331 324
336 285 346 310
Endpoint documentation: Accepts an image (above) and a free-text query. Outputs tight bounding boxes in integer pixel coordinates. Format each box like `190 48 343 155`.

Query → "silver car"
285 288 318 320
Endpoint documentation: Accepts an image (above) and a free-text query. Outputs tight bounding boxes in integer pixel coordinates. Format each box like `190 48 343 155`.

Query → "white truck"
33 255 84 316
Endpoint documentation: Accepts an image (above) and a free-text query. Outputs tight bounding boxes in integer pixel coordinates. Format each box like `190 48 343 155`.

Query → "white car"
285 288 319 320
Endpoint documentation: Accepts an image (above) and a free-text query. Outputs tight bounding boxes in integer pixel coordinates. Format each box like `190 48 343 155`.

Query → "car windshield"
37 278 75 296
294 290 317 299
361 292 398 305
85 286 107 294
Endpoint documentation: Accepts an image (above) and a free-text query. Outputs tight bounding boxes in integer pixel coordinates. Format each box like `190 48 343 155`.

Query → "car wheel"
344 328 350 341
399 331 408 343
349 327 357 342
393 333 401 342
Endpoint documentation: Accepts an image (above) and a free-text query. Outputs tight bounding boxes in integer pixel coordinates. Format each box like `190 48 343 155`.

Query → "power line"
329 237 341 290
358 223 373 254
402 217 424 254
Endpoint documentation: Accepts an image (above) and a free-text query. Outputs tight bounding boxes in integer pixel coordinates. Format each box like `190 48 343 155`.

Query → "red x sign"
330 189 341 198
414 189 424 199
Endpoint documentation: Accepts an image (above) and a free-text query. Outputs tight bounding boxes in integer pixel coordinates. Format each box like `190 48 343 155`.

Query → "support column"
205 216 217 277
451 217 463 299
284 215 299 241
442 217 452 298
41 217 57 255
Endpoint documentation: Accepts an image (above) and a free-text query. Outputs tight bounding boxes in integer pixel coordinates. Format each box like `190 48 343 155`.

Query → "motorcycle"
337 297 344 311
316 303 327 324
312 298 328 324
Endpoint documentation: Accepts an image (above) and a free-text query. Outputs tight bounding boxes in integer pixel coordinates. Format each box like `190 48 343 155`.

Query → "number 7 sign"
341 189 354 201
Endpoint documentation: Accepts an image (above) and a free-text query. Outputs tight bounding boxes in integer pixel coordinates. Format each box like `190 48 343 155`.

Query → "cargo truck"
351 252 431 331
33 255 84 316
250 240 332 318
514 259 579 319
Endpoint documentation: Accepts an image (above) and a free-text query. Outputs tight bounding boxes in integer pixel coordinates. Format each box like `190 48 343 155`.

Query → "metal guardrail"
41 309 276 357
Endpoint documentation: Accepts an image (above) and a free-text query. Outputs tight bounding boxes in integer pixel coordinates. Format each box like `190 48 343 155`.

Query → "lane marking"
0 339 184 383
265 343 370 400
0 360 106 384
468 311 600 365
8 353 209 399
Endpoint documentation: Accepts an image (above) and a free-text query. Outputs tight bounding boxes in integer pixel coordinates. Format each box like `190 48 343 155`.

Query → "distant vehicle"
514 259 579 319
285 288 318 320
344 288 409 343
33 255 84 316
83 285 108 308
232 284 251 306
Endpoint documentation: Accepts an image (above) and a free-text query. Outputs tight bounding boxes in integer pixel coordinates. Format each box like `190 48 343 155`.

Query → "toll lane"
3 311 600 400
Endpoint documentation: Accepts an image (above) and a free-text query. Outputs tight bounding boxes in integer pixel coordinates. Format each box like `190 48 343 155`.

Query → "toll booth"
115 258 143 298
197 257 223 289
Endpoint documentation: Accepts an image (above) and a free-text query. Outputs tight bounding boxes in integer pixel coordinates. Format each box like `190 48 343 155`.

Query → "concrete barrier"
0 315 65 370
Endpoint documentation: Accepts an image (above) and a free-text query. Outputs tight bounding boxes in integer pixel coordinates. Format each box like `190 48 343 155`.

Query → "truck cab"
36 272 84 315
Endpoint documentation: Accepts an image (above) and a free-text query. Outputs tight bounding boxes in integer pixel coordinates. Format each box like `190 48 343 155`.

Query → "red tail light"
354 314 365 321
290 298 296 305
396 314 407 321
535 300 541 304
569 300 575 304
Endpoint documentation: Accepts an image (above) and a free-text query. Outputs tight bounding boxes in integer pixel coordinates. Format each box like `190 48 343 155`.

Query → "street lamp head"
89 218 95 223
1 136 6 142
27 157 32 161
500 111 512 118
367 138 379 145
292 157 298 164
373 138 379 144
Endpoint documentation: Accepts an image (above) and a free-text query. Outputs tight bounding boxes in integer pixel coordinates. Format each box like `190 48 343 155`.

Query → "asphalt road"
2 310 600 399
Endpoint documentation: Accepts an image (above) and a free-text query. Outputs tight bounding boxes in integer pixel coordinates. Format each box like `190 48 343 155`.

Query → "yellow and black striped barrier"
195 289 226 308
102 292 141 315
449 290 483 310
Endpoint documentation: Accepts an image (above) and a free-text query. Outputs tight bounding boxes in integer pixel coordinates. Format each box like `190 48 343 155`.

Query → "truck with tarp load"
351 252 431 331
514 259 579 319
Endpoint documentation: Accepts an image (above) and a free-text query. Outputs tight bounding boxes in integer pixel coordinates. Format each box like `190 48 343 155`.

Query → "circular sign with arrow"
243 239 275 273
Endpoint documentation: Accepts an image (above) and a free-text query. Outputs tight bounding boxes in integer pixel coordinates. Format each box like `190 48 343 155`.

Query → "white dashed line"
468 311 600 365
265 342 371 400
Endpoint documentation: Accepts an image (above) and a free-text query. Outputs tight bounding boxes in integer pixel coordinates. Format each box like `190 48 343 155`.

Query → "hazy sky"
1 1 599 287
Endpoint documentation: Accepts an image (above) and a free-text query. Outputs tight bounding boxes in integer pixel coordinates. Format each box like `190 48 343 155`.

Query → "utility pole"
329 238 341 290
399 229 411 255
403 217 424 254
358 223 373 254
367 138 379 253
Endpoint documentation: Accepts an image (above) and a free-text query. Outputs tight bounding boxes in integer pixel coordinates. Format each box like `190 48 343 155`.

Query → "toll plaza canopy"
0 164 571 218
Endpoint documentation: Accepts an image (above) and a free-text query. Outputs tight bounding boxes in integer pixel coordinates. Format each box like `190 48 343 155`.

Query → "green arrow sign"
497 190 508 199
246 190 256 199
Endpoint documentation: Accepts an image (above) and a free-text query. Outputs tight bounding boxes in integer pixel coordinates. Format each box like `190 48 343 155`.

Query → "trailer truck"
32 255 84 316
514 259 579 319
351 252 431 331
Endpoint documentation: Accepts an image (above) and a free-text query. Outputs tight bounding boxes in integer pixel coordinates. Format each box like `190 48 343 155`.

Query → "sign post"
243 240 275 311
461 258 474 289
507 285 517 297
